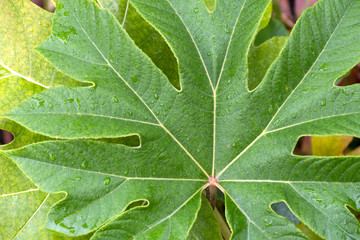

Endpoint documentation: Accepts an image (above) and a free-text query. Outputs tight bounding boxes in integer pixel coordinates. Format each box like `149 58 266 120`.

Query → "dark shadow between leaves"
335 63 360 86
0 129 14 145
346 205 360 223
271 201 323 239
91 134 141 148
30 0 56 13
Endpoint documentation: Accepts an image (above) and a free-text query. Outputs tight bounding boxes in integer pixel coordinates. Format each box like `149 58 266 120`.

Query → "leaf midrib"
6 112 160 127
9 152 207 181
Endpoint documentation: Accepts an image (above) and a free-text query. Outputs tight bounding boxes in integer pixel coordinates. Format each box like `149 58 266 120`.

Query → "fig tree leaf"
96 0 180 89
349 147 360 156
312 136 353 156
203 0 215 12
188 194 223 240
2 0 360 239
254 19 289 46
0 1 90 239
248 36 288 91
0 0 82 109
0 153 92 240
258 2 273 31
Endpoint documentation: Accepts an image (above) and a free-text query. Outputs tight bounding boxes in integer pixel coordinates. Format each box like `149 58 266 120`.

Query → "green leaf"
0 2 90 238
187 194 222 240
312 135 353 156
0 152 92 239
97 0 180 89
248 36 288 91
0 0 81 101
254 19 289 46
2 0 360 239
258 2 273 31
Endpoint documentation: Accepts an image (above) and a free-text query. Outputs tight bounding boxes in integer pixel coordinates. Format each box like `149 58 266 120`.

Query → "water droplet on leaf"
268 105 273 113
104 177 111 185
319 63 328 72
263 218 273 226
321 99 326 106
49 153 55 161
80 160 88 169
113 96 119 103
131 76 138 83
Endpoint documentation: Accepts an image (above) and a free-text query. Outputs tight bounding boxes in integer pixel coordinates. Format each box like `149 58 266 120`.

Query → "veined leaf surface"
2 0 360 239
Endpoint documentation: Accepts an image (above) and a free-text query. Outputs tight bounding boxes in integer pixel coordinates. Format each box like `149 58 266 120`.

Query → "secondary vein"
0 62 49 89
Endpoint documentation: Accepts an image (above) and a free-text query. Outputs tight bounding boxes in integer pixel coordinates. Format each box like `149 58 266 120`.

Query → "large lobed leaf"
1 0 360 239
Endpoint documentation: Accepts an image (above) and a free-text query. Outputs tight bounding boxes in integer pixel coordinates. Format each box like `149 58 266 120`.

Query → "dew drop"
75 98 81 106
263 219 273 227
103 177 111 185
319 63 328 72
82 223 88 229
268 105 273 113
32 97 45 108
207 52 212 56
194 7 199 13
76 176 82 181
62 206 68 212
80 160 88 169
113 96 119 103
321 99 326 106
154 93 159 100
48 153 55 161
131 76 138 83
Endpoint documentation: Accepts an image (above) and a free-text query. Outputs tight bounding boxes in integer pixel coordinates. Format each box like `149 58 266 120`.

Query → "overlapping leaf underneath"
2 0 360 239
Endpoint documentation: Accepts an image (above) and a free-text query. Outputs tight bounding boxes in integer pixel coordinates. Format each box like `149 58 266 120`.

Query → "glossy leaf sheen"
2 0 360 239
